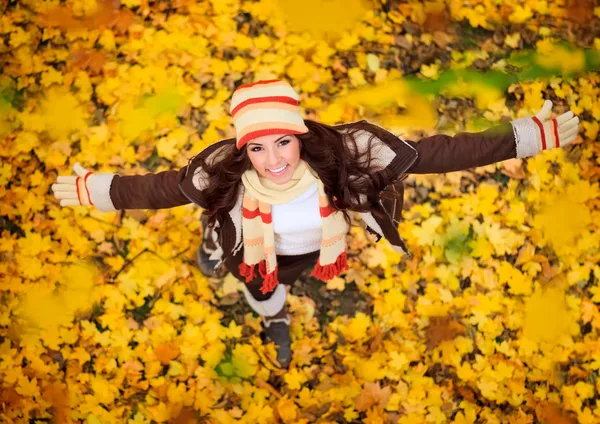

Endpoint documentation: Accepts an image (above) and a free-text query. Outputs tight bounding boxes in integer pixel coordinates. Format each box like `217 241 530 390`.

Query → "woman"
51 79 580 368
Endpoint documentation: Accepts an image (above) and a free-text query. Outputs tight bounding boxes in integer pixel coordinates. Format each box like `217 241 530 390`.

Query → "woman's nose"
266 148 279 166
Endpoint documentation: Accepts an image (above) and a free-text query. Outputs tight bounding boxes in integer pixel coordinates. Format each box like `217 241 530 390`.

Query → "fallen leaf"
565 0 594 25
501 158 525 179
155 342 180 365
425 315 465 350
70 49 109 74
535 402 576 424
355 382 391 411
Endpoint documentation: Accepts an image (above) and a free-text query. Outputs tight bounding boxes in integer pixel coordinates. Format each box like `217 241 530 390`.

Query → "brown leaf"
41 382 71 424
499 3 513 20
565 0 594 25
580 166 600 179
567 366 588 384
535 402 576 424
155 342 180 365
508 410 534 424
395 35 412 50
170 406 199 424
37 5 82 30
70 49 109 74
355 382 391 412
0 387 21 407
425 316 465 350
456 384 477 403
432 31 452 48
37 0 132 34
368 325 385 353
423 8 448 33
111 9 135 33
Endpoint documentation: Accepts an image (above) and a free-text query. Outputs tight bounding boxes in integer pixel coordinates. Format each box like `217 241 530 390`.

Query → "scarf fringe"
310 251 349 281
258 261 279 295
239 262 257 282
239 260 280 295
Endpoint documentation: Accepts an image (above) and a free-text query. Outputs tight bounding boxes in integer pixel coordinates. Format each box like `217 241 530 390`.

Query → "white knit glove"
512 100 580 159
51 162 116 211
532 100 579 151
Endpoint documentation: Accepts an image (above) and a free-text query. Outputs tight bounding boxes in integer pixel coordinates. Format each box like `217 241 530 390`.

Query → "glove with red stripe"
512 100 580 159
51 162 117 211
532 100 579 152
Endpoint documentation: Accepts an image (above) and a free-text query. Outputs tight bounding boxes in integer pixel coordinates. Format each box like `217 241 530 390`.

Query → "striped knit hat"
229 79 309 149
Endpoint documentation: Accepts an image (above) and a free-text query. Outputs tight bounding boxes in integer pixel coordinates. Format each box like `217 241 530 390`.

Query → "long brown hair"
200 120 400 228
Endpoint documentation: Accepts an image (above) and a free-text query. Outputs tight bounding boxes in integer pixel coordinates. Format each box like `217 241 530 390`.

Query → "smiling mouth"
267 164 288 175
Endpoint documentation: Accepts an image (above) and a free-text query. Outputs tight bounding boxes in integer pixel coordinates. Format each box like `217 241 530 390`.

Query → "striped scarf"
239 160 349 294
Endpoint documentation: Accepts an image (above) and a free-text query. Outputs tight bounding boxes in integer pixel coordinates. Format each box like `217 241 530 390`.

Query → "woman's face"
246 133 301 184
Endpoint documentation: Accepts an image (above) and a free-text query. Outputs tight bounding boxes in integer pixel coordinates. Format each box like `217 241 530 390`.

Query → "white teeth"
268 165 287 173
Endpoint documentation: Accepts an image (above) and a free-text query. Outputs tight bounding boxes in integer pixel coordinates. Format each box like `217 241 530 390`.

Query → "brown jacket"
108 120 518 264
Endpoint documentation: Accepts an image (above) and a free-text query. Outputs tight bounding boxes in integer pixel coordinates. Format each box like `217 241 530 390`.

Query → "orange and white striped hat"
229 79 309 149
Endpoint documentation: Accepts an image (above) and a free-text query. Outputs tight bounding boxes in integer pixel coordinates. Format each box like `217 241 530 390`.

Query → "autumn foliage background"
1 0 600 422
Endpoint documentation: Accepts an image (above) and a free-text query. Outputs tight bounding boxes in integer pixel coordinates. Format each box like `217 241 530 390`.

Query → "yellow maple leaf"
277 397 298 422
326 276 346 291
509 5 533 24
420 61 440 80
532 189 592 256
504 33 521 49
16 375 40 397
273 0 367 39
523 287 573 343
40 88 88 140
342 312 371 343
412 216 443 246
283 368 308 390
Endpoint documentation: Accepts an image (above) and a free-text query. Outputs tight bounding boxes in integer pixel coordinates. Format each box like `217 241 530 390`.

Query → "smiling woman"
246 134 302 184
51 79 581 369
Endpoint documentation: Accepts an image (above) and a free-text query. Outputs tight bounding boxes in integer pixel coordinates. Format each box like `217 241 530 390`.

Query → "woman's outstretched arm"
405 100 579 174
51 163 191 211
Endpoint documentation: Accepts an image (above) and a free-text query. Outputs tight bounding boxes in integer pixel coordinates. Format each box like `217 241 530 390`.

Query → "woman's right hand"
51 162 96 207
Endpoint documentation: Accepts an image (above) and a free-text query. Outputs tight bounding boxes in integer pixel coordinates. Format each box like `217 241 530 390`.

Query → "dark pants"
224 248 320 301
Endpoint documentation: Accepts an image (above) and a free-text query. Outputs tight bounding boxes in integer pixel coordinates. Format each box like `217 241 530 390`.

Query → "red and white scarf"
239 160 349 294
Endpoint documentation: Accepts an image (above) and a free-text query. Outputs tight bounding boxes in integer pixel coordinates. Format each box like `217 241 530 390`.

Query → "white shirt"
271 182 322 255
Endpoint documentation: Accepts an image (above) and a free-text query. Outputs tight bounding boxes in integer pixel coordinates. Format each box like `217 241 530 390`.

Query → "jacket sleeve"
88 167 192 211
405 122 519 174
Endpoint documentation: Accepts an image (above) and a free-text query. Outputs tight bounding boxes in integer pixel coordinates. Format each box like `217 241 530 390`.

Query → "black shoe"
196 244 227 278
262 315 292 368
196 215 227 278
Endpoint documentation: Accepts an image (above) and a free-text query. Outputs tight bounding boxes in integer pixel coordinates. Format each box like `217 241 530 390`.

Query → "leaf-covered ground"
1 0 600 423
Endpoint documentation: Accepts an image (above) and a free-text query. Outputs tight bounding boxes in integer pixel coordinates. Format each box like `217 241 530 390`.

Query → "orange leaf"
501 158 526 180
37 0 132 34
425 316 465 350
70 49 109 74
41 382 71 424
456 385 477 403
37 5 82 30
111 9 135 33
423 7 448 33
170 406 199 424
355 382 391 412
0 387 21 408
580 166 600 179
565 0 594 25
535 402 576 424
155 342 180 365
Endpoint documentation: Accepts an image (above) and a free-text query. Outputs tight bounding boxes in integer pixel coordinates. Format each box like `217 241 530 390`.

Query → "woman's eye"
249 140 289 152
